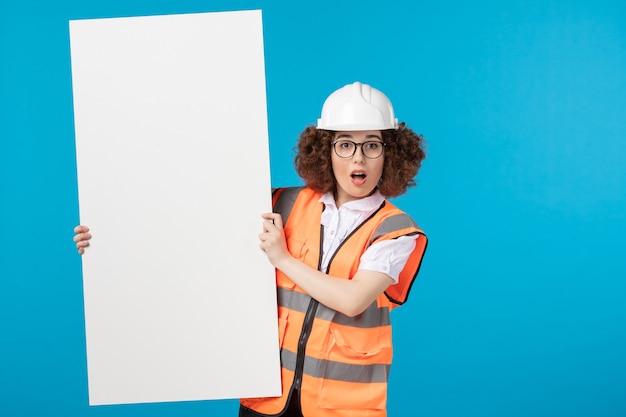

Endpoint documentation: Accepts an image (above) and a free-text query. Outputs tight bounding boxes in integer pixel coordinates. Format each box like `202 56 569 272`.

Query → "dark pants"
238 389 304 417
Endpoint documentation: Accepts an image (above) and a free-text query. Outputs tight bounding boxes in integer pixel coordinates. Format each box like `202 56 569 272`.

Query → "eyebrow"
335 134 383 141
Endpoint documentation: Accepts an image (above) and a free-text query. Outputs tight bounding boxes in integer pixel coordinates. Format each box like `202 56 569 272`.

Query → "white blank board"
69 10 281 406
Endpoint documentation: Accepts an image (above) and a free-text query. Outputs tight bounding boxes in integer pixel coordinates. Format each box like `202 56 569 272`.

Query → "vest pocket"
327 325 391 359
287 237 309 264
317 324 391 410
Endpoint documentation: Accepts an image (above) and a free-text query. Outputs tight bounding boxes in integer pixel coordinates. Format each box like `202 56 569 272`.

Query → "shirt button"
330 230 335 235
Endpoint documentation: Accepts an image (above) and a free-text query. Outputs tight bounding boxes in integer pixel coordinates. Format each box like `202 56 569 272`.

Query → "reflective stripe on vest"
240 187 428 417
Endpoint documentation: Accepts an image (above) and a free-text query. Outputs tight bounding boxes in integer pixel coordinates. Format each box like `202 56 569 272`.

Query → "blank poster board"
69 10 281 406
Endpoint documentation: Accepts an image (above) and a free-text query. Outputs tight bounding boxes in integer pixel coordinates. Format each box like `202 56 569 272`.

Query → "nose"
352 144 366 163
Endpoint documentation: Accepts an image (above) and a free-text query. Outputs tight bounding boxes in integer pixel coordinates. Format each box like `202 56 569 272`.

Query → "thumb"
262 212 284 230
272 213 284 230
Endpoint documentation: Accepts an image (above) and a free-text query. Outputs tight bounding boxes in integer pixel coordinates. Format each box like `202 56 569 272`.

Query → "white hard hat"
317 82 398 131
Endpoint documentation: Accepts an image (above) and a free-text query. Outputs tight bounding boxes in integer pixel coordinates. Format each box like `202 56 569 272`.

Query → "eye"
338 141 353 149
365 142 380 150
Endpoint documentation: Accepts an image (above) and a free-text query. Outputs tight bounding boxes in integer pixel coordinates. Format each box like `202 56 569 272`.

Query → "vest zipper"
288 205 384 399
293 298 319 389
290 222 325 396
324 200 386 269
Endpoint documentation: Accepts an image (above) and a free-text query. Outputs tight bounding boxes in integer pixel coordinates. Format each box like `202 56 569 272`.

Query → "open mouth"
351 171 367 185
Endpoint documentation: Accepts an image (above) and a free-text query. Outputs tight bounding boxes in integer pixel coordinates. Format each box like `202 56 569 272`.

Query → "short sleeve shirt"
319 191 418 284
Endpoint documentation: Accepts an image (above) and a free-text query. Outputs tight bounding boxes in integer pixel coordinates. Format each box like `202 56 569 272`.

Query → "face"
330 130 385 207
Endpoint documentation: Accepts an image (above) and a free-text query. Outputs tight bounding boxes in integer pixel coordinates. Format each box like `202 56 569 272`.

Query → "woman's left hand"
259 212 290 268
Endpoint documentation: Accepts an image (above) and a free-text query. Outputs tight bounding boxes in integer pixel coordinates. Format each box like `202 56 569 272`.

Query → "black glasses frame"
331 140 387 159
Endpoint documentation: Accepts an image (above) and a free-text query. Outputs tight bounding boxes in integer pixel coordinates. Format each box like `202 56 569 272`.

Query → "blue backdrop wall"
1 1 625 416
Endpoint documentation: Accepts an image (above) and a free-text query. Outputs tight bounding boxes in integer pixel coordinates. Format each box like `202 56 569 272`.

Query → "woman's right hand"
73 225 92 255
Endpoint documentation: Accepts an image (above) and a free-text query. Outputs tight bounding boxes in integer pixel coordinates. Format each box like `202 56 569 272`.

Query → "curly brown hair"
294 122 426 198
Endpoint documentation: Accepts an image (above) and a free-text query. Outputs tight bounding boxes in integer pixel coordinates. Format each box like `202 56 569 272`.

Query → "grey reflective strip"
277 287 312 314
273 187 304 225
281 347 298 371
316 301 391 328
281 349 390 384
369 213 421 244
278 287 390 328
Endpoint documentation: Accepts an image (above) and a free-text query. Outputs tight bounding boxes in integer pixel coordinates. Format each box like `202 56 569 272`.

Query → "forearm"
259 212 392 316
275 255 392 317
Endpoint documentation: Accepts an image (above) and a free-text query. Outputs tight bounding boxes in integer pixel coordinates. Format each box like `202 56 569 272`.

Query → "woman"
75 82 428 417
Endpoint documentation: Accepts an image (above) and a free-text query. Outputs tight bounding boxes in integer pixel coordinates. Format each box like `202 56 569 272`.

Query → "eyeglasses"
331 140 387 159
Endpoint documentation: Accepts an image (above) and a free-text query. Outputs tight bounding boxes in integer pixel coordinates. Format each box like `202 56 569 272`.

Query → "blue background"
1 0 625 416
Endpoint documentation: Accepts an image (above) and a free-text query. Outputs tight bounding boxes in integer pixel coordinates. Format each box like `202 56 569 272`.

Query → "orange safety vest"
240 187 427 417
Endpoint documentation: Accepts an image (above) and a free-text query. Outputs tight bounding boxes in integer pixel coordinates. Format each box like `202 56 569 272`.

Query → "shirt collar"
319 189 385 212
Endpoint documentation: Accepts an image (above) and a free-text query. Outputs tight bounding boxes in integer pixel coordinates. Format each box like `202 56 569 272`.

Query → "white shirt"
319 191 418 284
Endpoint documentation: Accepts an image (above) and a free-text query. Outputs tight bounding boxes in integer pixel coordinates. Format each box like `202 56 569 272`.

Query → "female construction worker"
74 81 428 417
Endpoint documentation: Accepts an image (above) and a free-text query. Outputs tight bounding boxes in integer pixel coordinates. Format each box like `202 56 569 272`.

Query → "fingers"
76 241 89 255
258 214 291 269
75 237 90 255
261 212 284 230
259 213 285 255
73 232 92 243
74 225 89 234
75 236 91 246
74 225 91 255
